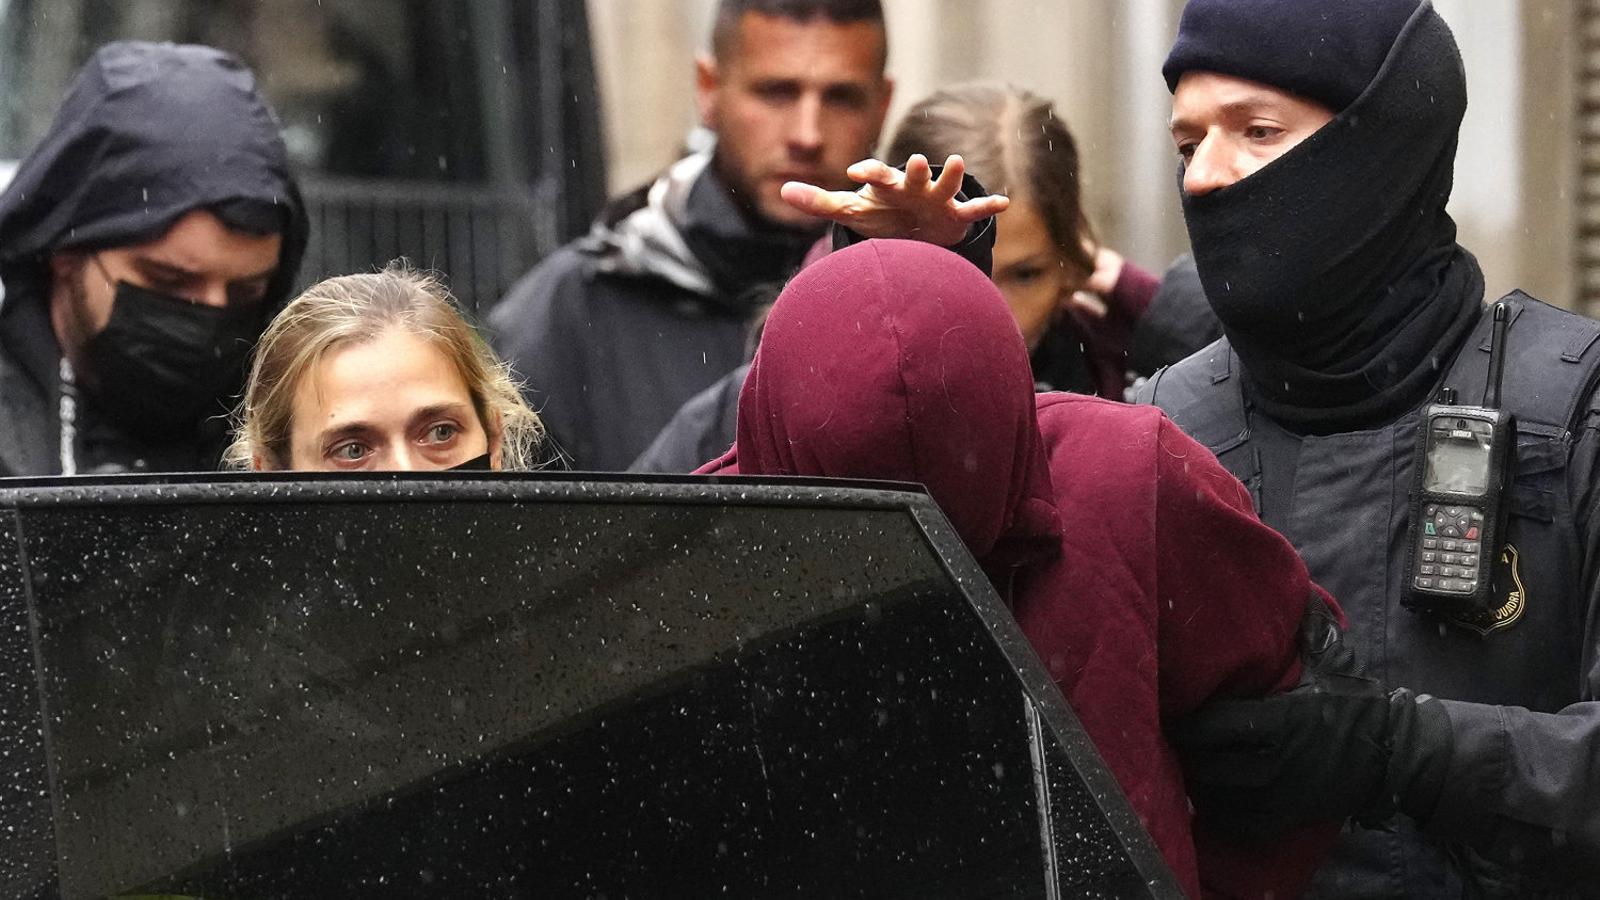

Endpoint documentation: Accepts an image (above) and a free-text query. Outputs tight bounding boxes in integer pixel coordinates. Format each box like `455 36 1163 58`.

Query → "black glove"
1172 595 1454 837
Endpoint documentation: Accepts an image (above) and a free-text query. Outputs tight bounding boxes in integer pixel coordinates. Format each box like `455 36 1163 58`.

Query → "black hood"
1179 1 1483 433
0 41 308 318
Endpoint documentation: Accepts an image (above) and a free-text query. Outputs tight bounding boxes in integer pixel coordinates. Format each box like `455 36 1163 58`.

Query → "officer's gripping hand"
1172 596 1454 837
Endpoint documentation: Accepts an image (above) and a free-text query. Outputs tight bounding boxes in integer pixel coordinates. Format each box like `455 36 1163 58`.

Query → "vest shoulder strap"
1139 337 1251 454
1442 292 1600 436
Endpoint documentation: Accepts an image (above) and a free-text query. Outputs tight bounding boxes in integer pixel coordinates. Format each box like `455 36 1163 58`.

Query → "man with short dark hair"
1136 0 1600 893
489 0 892 470
0 41 307 475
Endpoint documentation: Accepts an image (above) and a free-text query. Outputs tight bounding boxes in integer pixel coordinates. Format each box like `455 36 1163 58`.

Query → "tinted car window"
0 477 1179 898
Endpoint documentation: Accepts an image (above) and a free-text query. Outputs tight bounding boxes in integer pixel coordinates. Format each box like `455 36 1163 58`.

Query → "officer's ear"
694 54 720 130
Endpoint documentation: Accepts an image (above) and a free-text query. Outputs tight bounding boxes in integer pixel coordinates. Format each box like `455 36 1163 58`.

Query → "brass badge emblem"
1447 544 1526 636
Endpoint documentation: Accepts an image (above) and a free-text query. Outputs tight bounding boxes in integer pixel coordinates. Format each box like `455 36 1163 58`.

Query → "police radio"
1403 302 1515 617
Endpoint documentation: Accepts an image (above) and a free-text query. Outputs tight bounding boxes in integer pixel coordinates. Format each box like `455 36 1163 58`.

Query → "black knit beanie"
1163 0 1421 111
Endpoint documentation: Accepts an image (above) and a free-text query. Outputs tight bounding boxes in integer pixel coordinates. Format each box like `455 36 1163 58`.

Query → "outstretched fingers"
951 192 1009 221
781 153 1007 242
929 154 968 202
780 180 852 218
902 154 934 194
846 157 902 188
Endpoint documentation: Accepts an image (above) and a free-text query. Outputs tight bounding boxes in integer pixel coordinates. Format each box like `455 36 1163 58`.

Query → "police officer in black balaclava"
0 41 307 476
1139 0 1600 895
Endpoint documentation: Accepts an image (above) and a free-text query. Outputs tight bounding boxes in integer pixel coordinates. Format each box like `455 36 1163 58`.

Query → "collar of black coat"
0 277 226 476
0 277 60 401
582 151 817 313
0 282 59 476
678 157 820 301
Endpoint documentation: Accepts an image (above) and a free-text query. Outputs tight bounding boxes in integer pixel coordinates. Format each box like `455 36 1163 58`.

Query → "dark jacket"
629 362 750 474
1127 255 1222 379
488 153 814 471
1143 1 1600 893
1142 298 1600 898
0 41 307 476
699 239 1339 899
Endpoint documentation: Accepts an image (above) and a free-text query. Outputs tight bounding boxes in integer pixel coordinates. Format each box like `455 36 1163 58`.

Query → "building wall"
588 0 1577 310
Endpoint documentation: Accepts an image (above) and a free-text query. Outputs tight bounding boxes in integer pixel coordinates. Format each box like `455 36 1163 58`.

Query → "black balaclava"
1165 0 1483 433
0 41 308 459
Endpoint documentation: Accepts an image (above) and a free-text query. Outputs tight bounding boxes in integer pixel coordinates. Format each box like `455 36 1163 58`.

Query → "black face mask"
79 280 260 439
1179 3 1483 433
449 453 493 471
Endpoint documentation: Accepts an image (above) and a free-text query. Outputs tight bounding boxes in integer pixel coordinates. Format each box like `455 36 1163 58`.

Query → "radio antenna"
1484 301 1510 410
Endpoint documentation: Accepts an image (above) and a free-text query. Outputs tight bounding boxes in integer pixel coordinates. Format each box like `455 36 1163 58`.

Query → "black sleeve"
486 248 594 469
629 364 747 473
1421 400 1600 880
1128 254 1224 373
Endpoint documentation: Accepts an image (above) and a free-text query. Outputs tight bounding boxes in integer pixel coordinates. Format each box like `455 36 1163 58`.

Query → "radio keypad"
1416 505 1485 594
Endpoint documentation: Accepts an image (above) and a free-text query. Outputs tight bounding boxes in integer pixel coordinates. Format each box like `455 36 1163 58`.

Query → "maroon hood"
731 239 1061 569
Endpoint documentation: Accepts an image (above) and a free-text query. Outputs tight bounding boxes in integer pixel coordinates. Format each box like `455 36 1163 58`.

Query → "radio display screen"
1424 418 1493 496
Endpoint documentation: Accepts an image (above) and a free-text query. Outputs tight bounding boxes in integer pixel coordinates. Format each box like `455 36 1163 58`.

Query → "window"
0 476 1176 898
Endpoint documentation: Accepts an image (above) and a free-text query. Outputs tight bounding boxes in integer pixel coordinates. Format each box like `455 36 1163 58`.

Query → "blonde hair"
226 262 543 471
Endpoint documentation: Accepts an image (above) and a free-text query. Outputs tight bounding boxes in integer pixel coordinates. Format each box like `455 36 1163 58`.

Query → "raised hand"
779 153 1009 247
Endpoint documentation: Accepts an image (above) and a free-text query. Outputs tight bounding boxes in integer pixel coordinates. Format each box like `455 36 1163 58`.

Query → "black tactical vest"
1141 294 1600 896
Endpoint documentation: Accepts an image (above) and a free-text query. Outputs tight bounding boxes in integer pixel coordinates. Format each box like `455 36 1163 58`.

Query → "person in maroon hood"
699 238 1337 898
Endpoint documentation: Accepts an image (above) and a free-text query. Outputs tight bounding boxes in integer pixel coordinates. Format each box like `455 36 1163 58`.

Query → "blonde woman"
228 263 542 472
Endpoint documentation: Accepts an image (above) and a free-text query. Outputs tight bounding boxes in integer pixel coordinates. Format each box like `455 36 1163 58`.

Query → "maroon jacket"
699 240 1338 898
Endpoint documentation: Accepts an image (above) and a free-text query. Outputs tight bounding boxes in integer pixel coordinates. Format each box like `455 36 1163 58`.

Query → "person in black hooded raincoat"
1132 0 1600 895
0 41 307 476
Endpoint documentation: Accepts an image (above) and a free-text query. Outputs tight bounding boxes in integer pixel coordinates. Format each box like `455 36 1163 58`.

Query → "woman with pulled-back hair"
882 82 1206 398
228 263 543 472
